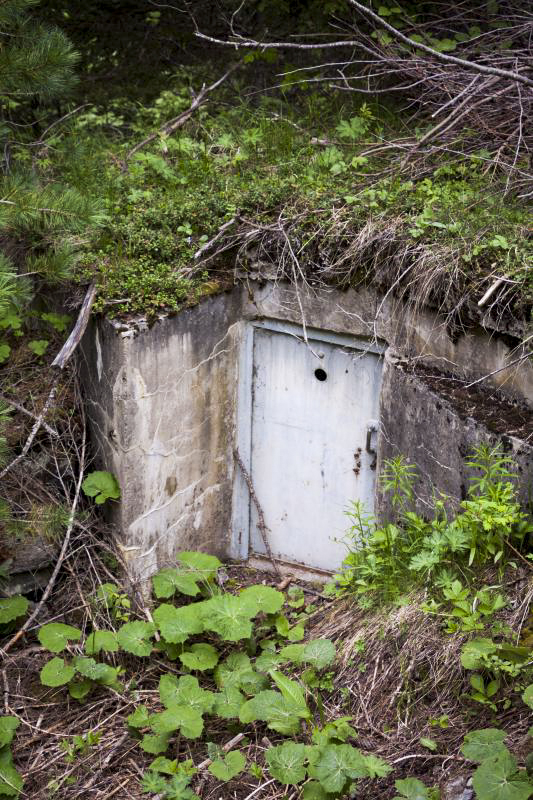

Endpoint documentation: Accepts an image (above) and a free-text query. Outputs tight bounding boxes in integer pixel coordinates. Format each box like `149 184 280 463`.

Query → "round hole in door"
314 368 327 382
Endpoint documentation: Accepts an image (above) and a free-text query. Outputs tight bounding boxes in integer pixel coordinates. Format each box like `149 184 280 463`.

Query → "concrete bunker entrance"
234 321 385 574
80 283 533 588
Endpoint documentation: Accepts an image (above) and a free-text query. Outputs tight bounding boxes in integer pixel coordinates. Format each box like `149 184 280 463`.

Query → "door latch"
365 420 379 470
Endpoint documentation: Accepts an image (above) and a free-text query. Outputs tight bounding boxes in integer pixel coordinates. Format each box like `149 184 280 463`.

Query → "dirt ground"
409 362 533 441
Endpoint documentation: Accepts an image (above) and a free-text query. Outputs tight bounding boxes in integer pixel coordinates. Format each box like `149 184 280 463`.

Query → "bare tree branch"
126 62 241 163
347 0 533 87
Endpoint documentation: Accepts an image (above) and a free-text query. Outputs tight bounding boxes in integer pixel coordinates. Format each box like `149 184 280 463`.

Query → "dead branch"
1 390 87 656
0 394 59 438
0 378 59 481
346 0 533 87
126 62 241 164
234 448 281 578
51 282 97 369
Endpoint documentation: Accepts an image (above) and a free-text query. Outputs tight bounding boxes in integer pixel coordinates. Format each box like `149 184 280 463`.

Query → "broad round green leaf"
266 742 307 785
303 639 336 670
68 678 93 701
472 750 532 800
522 685 533 710
393 777 430 800
239 585 284 616
200 595 253 641
152 568 201 599
0 747 23 797
140 733 171 755
212 688 245 719
0 718 19 748
38 622 81 653
149 706 204 739
0 596 28 625
116 621 155 656
159 674 214 714
308 744 367 793
84 630 118 655
208 750 246 782
178 551 221 574
127 705 150 729
179 643 219 671
81 471 120 504
73 656 119 685
214 652 252 689
152 603 203 644
40 657 76 687
461 729 508 763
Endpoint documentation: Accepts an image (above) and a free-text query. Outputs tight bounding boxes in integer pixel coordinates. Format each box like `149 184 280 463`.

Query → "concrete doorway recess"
232 320 385 573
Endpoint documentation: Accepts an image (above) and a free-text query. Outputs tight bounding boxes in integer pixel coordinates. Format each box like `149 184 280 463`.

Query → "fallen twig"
51 282 97 369
126 62 240 164
234 448 281 578
1 394 87 656
0 394 59 438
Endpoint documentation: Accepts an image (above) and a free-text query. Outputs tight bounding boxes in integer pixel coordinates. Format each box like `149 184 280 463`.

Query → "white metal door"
249 326 383 572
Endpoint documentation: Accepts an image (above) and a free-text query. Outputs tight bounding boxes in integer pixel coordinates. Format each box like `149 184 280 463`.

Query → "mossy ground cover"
49 80 532 321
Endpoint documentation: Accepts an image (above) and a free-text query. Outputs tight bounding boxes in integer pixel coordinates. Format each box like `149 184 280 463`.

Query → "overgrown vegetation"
0 2 532 798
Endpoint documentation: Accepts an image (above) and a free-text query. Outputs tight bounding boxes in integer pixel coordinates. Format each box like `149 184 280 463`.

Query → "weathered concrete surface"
81 291 243 587
377 352 533 519
245 281 533 402
82 282 533 583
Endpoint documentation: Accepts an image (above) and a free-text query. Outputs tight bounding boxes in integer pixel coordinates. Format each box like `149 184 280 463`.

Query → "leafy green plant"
465 674 501 712
393 778 440 800
0 596 29 628
334 446 531 603
81 471 121 504
208 751 245 781
0 717 22 797
61 731 101 763
461 729 533 800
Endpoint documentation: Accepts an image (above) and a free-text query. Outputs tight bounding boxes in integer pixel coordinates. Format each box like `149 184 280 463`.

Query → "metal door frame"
229 318 386 561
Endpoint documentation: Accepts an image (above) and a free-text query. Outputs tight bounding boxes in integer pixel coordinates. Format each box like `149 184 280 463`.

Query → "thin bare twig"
126 62 241 163
1 392 87 656
234 448 281 578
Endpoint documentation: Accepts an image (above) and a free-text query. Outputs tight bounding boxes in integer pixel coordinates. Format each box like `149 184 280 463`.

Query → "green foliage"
27 339 48 356
81 471 121 504
40 657 76 687
393 778 438 800
335 446 531 603
38 622 81 653
0 720 18 751
461 729 533 800
116 621 155 656
472 750 533 800
179 643 219 671
522 685 533 709
84 630 118 655
266 742 307 785
207 750 246 781
461 730 508 763
0 744 23 797
460 638 530 677
92 583 130 622
152 603 203 643
0 596 28 625
61 731 100 763
152 569 202 600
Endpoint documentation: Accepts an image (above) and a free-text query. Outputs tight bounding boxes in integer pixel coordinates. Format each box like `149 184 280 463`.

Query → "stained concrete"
81 282 533 586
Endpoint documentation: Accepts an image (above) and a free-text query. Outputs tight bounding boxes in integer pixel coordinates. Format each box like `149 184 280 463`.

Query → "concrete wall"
81 282 533 585
81 291 243 586
377 353 533 520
